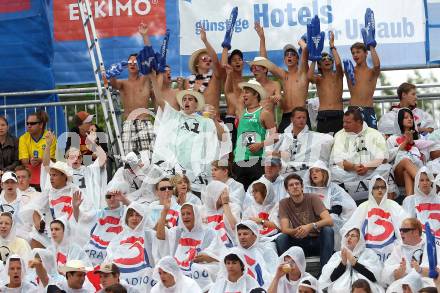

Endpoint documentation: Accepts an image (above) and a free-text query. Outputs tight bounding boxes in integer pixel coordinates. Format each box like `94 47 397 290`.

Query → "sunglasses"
399 228 415 233
105 194 116 199
372 185 387 190
26 121 40 125
159 186 173 191
128 60 138 65
321 56 334 62
201 56 212 63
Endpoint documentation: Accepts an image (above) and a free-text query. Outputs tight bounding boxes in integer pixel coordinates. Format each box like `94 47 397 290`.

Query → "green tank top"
234 107 267 162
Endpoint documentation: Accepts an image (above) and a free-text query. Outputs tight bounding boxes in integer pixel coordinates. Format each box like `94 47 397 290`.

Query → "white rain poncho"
383 238 434 289
0 191 31 242
155 203 226 292
48 216 91 268
225 177 246 209
386 270 424 293
268 126 334 177
209 248 260 293
402 167 440 236
202 181 241 247
303 160 356 249
0 254 38 292
151 256 202 293
378 106 437 135
20 182 81 248
296 275 322 293
105 202 156 292
330 122 392 201
234 220 277 289
0 213 31 264
343 175 408 263
242 177 279 239
148 197 181 228
319 227 384 293
245 174 287 206
152 102 220 194
275 246 312 293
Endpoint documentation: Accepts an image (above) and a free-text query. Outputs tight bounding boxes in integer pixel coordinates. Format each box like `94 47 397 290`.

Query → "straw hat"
50 161 73 182
176 90 205 112
188 48 208 74
238 79 267 101
246 56 275 70
59 260 93 274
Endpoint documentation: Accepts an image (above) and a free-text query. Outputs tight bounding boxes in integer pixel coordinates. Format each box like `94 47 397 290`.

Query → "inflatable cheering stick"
105 61 128 79
343 59 356 86
306 15 325 62
155 29 170 73
425 222 439 279
136 45 156 75
361 8 377 50
222 7 239 50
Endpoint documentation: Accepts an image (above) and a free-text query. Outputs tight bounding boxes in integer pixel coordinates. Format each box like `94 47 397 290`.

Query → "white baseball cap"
1 172 17 183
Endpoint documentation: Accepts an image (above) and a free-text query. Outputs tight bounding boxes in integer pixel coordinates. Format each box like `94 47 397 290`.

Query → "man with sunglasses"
107 23 155 156
148 178 180 228
383 218 434 290
254 22 309 132
308 32 344 135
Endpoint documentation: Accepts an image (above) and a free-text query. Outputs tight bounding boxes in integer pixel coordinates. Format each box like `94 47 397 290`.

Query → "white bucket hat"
238 79 267 101
176 90 205 112
246 56 275 70
59 259 93 274
49 161 73 182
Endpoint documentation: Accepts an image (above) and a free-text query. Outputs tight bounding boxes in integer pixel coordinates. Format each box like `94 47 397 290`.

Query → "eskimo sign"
53 0 166 41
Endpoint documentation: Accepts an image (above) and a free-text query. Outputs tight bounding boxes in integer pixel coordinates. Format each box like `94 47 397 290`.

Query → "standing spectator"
275 174 334 267
18 110 56 190
0 116 19 175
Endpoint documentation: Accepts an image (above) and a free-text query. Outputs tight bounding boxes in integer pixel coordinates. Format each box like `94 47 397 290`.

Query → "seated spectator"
319 227 384 293
104 202 156 292
330 108 391 202
78 184 129 267
275 173 334 268
378 82 437 136
209 248 260 292
151 256 202 293
15 165 40 200
0 212 31 263
243 177 280 240
211 160 246 209
0 116 19 174
0 255 38 292
383 218 434 290
343 175 408 263
64 111 95 157
268 247 311 293
95 262 139 293
18 110 56 190
303 160 356 249
0 171 28 212
351 279 372 293
269 107 333 178
400 271 424 293
155 203 225 291
296 275 321 293
43 131 107 209
55 259 94 292
47 217 91 268
170 174 201 206
202 181 240 247
403 167 439 228
148 178 180 228
234 220 278 289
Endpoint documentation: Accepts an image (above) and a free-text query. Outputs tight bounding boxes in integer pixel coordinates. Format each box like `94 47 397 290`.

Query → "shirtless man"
154 65 181 110
107 23 155 155
254 22 309 133
185 28 223 113
308 32 344 135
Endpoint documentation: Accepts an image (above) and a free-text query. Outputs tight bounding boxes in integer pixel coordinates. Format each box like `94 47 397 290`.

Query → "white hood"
235 220 260 250
0 213 17 246
414 166 436 198
0 254 26 287
367 175 389 207
178 202 203 233
202 180 228 211
248 176 277 209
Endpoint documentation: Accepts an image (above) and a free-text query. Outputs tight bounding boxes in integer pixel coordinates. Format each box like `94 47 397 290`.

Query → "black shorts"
316 110 344 135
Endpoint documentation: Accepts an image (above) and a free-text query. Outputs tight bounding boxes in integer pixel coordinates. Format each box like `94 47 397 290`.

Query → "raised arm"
42 131 55 167
370 46 380 77
138 22 151 46
307 61 319 84
150 70 169 110
329 31 343 76
298 37 309 74
200 28 222 76
155 199 170 240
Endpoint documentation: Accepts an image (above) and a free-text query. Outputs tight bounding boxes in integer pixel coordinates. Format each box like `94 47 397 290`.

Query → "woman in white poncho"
105 202 156 292
343 175 408 263
319 227 384 293
303 160 356 248
202 180 240 247
268 246 311 293
156 202 226 291
403 167 440 231
0 254 38 292
151 256 201 293
243 177 280 240
209 248 260 293
0 212 31 264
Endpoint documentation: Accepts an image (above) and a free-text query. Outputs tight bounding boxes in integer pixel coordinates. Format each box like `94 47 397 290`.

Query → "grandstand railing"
1 83 439 137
